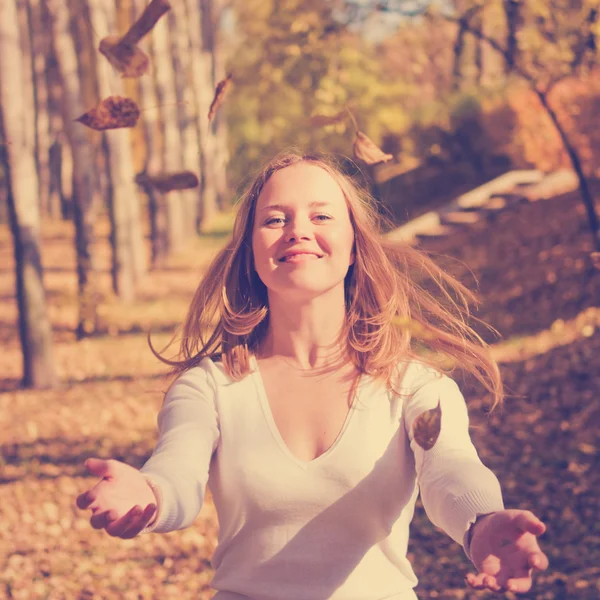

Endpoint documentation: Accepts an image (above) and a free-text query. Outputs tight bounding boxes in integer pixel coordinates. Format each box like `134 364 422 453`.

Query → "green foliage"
224 0 412 189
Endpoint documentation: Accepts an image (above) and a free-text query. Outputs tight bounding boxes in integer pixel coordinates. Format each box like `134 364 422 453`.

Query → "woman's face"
252 163 355 301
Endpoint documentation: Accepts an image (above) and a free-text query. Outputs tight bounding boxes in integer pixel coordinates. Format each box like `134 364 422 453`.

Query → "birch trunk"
48 0 102 337
0 0 57 388
169 0 201 239
149 8 186 252
87 0 146 300
131 0 168 266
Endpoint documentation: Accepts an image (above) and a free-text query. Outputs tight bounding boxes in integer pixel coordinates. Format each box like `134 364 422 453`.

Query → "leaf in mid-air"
208 74 233 122
412 399 442 451
98 0 171 78
353 131 393 165
75 96 140 131
99 36 150 78
137 170 200 193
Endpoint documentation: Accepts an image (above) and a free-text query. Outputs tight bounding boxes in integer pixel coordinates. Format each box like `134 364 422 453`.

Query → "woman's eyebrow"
259 201 331 213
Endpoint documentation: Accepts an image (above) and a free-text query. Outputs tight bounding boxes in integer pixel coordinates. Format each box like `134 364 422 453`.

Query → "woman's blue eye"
264 214 331 226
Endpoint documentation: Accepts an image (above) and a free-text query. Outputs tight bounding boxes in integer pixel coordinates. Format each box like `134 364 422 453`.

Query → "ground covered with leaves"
1 184 599 599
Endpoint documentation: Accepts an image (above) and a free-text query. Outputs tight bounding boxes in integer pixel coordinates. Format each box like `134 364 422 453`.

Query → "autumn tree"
227 0 411 184
443 0 600 250
0 0 57 388
47 0 102 338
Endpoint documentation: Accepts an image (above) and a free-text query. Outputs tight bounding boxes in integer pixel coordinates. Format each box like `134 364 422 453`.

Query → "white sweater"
140 356 504 600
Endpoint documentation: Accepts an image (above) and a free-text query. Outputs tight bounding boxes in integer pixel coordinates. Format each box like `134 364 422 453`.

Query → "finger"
529 551 549 571
465 572 500 591
482 574 502 592
90 510 116 530
506 577 533 594
84 457 113 479
514 511 546 536
105 505 143 538
119 503 157 539
76 489 96 510
465 572 484 589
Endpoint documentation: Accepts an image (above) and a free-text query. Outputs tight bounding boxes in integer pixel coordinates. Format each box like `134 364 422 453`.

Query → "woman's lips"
279 253 321 263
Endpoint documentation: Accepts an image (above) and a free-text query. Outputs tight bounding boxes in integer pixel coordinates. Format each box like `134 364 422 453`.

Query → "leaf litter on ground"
0 183 599 598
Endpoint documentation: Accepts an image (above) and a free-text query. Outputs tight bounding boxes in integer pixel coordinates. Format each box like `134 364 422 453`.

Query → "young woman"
77 152 548 599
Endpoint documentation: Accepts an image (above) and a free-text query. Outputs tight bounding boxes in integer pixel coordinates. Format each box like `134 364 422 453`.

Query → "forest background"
1 0 599 598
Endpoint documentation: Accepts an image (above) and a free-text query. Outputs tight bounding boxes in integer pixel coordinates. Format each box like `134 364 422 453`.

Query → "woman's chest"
259 367 359 463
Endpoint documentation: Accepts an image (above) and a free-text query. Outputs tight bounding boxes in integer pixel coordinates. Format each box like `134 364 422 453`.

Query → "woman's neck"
258 292 347 370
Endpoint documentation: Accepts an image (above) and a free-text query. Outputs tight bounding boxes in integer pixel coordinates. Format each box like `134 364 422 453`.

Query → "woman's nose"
284 218 312 241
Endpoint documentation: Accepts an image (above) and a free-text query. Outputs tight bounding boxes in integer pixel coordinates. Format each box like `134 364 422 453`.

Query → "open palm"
76 458 157 539
466 509 549 594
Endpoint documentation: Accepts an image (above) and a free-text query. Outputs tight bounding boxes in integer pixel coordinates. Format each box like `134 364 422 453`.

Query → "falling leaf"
75 96 140 131
309 110 347 127
138 170 200 193
99 36 150 78
592 252 600 270
353 131 393 165
413 399 442 450
98 0 171 78
208 73 233 122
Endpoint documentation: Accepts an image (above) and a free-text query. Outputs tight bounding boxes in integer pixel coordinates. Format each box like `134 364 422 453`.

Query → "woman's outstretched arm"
404 366 548 594
77 364 220 537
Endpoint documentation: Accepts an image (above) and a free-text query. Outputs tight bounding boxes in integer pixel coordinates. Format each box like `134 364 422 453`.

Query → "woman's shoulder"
393 358 458 396
173 354 253 390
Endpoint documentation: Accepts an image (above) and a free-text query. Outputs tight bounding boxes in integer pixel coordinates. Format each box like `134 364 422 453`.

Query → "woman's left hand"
465 509 549 594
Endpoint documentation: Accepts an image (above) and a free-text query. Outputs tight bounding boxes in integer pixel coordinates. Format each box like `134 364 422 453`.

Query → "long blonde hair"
152 150 503 408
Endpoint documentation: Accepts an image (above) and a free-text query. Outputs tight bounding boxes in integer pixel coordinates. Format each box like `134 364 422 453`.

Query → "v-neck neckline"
250 354 365 471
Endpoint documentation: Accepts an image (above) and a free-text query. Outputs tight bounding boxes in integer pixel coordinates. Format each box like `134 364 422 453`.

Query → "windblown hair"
152 150 503 408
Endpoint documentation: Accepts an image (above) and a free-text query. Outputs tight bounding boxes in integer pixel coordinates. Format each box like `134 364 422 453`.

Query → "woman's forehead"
256 163 345 209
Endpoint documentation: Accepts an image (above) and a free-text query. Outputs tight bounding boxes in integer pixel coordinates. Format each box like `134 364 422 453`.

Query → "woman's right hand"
76 457 157 539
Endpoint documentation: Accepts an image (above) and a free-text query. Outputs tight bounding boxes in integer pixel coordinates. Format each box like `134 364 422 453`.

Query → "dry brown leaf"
309 110 347 127
208 73 233 122
353 131 393 165
99 36 150 78
144 171 200 193
592 252 600 270
98 0 171 78
412 399 442 451
75 96 140 131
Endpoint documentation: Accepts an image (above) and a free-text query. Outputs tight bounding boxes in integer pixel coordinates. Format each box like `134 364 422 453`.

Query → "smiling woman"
76 150 549 599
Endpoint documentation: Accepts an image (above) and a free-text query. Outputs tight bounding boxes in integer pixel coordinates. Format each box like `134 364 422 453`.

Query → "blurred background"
1 0 599 598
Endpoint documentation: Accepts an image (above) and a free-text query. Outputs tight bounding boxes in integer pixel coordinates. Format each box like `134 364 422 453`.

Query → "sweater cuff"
449 487 504 548
138 471 179 534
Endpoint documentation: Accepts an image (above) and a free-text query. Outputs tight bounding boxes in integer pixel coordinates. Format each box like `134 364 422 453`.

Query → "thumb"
514 511 546 536
84 457 113 479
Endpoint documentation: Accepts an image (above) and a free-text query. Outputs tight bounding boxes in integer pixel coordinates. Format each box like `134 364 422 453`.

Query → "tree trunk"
0 0 57 389
87 0 146 300
536 89 600 252
197 0 220 230
26 0 52 218
183 0 214 232
149 6 186 252
502 0 521 73
131 0 168 267
169 0 201 240
452 19 466 91
45 50 70 220
48 0 101 338
211 0 230 210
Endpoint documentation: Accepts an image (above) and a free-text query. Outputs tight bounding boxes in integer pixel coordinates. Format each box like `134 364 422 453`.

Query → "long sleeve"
140 364 220 533
403 367 504 546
